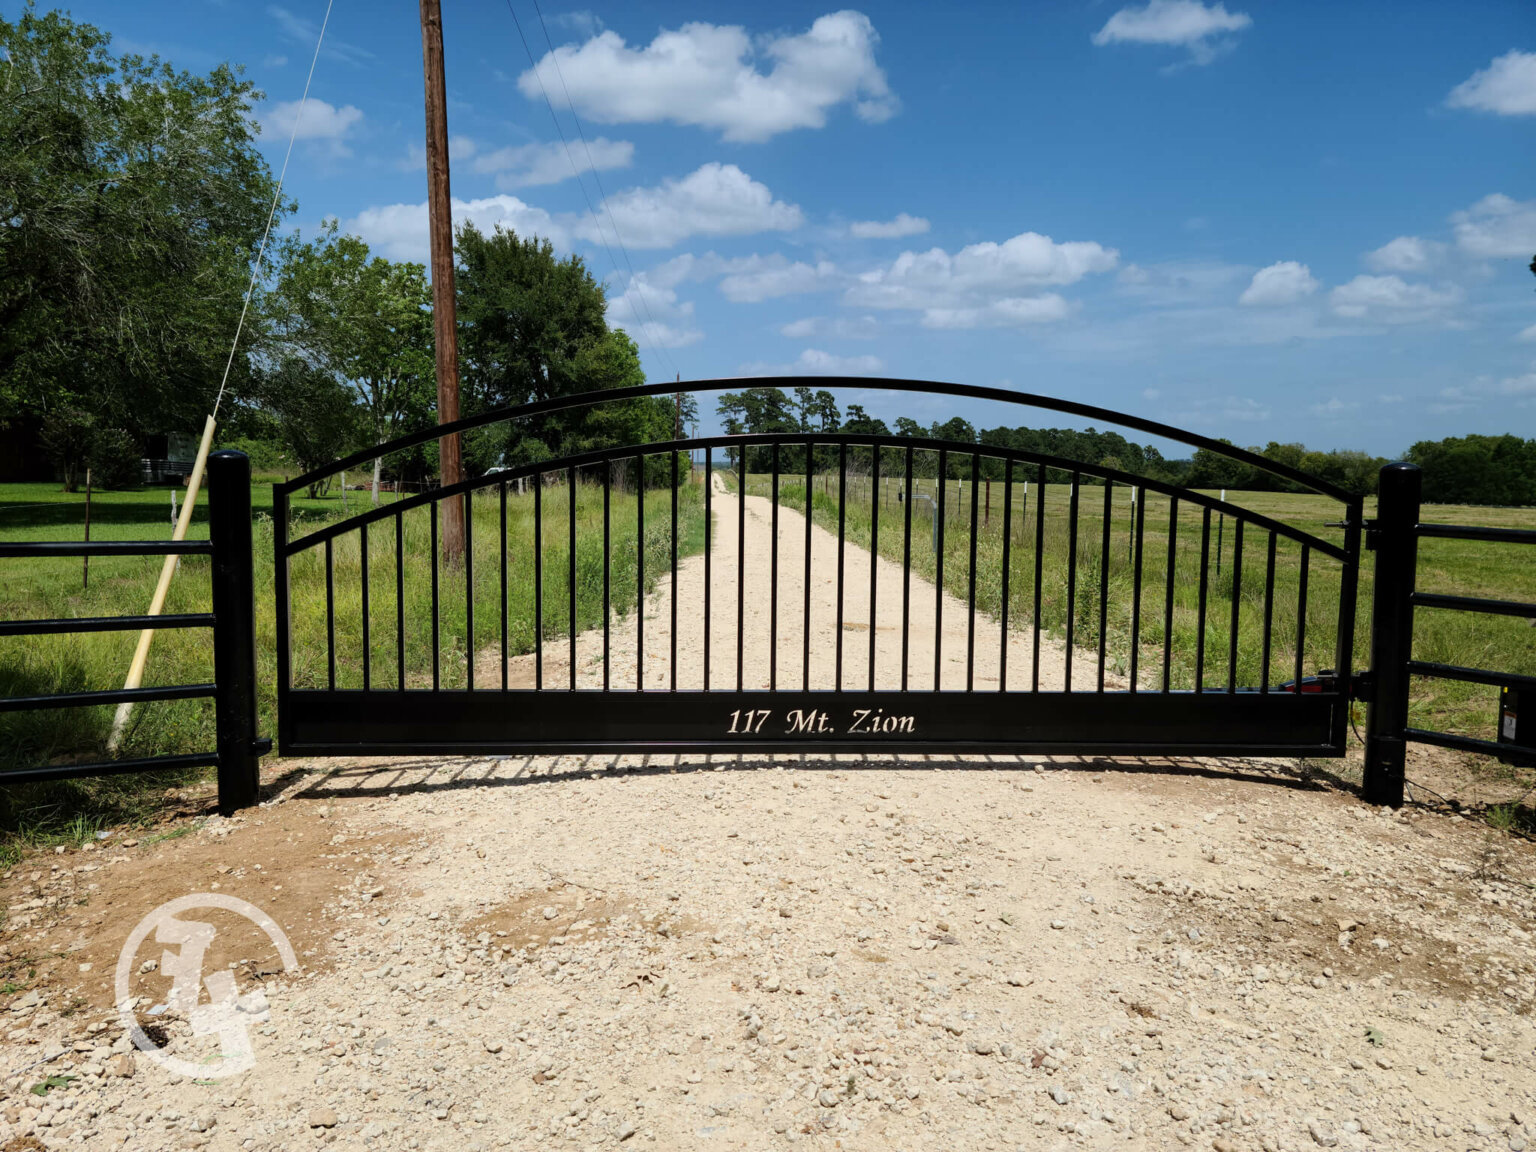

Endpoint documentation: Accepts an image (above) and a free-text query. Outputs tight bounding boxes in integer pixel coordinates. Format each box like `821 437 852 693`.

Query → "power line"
214 0 336 417
501 1 681 380
528 0 681 381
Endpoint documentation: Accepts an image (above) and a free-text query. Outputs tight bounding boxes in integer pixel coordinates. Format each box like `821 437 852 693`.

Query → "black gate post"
209 450 263 814
1362 462 1421 807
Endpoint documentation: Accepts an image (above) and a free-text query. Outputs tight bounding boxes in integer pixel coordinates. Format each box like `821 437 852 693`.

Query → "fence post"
1362 461 1421 808
209 450 263 815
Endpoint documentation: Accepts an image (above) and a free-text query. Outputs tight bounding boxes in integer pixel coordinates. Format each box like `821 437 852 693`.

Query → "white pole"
108 414 218 750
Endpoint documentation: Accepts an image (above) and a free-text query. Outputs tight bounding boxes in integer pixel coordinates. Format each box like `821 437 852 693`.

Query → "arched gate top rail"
278 376 1362 505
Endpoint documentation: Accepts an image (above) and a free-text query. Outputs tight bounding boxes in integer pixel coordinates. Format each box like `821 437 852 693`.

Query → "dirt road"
501 473 1101 692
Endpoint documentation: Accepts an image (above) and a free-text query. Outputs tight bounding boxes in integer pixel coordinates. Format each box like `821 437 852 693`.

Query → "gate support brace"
1362 462 1421 807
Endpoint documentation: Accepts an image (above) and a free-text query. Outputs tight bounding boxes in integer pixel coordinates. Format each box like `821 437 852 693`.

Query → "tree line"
715 387 1536 506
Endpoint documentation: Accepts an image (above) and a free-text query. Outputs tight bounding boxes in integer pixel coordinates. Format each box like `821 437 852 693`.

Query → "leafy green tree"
255 357 361 497
38 408 137 491
841 404 890 473
717 387 799 471
841 404 889 437
265 224 434 503
454 222 668 475
0 3 284 431
1407 435 1536 505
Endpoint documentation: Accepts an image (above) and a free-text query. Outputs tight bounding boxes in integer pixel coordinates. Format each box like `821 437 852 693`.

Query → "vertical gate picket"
1195 507 1211 691
1162 497 1178 693
1227 520 1244 694
935 449 948 691
836 444 847 691
803 439 813 691
967 453 980 692
1259 532 1276 694
770 443 780 691
499 482 508 692
671 452 678 693
636 453 645 691
534 472 543 690
602 463 611 692
1065 473 1079 691
704 447 712 691
999 461 1013 692
430 505 439 691
868 448 880 691
1097 481 1111 693
568 464 577 692
739 448 747 692
901 446 913 691
1129 487 1144 693
361 521 371 692
1032 464 1045 693
465 492 474 691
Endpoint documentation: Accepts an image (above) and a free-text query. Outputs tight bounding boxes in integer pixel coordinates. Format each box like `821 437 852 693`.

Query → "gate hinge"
252 737 273 757
1350 671 1374 703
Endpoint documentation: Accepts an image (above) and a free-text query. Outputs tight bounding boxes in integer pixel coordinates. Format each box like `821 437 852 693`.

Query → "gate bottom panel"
283 689 1341 758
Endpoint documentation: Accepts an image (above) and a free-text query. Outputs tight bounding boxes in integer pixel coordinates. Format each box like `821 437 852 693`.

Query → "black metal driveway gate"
273 379 1362 761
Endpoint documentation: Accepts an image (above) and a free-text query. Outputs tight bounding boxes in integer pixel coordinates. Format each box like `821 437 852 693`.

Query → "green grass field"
2 461 1533 851
0 470 707 850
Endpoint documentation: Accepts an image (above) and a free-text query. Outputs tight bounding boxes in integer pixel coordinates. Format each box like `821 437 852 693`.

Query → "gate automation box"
1499 686 1533 768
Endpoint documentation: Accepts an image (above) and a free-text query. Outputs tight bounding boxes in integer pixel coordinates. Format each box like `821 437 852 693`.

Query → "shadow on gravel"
292 749 1336 804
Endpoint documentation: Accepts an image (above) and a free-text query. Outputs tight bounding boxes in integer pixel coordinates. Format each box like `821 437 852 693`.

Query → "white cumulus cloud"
718 256 839 303
1239 261 1319 306
1091 0 1250 64
473 137 633 189
845 231 1118 327
1450 193 1536 258
606 275 703 349
740 348 884 377
1446 50 1536 116
921 296 1074 329
780 315 880 340
348 195 566 264
589 163 803 248
262 98 363 150
1363 235 1446 273
1329 275 1462 321
518 11 897 143
849 213 930 239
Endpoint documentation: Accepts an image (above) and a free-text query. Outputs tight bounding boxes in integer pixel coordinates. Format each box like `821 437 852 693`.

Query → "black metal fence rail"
0 451 266 814
1362 462 1536 805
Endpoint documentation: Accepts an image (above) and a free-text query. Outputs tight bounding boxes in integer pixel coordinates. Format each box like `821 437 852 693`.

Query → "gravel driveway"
1 477 1532 1152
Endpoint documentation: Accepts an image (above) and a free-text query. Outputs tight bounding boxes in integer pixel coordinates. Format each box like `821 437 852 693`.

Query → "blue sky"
55 0 1536 454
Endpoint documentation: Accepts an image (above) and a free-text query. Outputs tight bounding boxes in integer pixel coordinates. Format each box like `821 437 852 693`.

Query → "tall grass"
285 473 708 690
737 465 1536 739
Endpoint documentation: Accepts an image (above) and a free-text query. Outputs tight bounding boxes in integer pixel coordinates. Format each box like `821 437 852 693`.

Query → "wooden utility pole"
420 0 464 564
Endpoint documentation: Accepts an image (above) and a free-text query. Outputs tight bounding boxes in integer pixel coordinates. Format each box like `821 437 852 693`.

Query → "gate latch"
1350 671 1374 703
